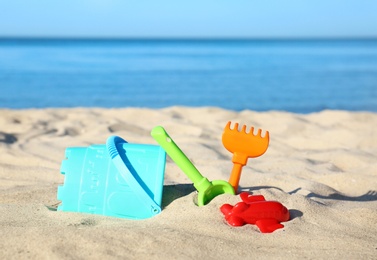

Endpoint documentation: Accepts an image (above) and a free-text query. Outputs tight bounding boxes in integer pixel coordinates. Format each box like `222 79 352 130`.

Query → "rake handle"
229 152 249 192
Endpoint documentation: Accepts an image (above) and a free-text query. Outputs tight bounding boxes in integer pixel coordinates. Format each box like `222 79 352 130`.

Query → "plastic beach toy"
151 126 235 206
220 192 290 233
57 136 166 219
222 122 269 193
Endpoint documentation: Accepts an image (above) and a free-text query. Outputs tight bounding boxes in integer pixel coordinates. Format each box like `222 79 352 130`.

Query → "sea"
0 38 376 113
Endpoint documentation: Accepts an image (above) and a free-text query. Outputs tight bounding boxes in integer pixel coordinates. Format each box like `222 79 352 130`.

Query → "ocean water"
0 38 376 113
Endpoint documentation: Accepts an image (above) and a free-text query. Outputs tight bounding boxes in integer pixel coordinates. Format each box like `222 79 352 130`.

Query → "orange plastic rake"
222 121 269 193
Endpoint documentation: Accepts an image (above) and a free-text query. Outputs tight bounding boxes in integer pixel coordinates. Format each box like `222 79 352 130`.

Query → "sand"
0 107 376 259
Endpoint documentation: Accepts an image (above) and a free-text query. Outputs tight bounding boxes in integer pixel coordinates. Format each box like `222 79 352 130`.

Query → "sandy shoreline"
0 107 376 259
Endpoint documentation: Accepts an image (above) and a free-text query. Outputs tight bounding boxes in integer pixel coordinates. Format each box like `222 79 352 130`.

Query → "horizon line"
1 36 377 41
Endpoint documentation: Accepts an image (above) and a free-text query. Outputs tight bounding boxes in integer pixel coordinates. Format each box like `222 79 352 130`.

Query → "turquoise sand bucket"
57 136 166 219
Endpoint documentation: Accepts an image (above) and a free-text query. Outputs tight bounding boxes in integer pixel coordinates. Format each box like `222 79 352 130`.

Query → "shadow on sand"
242 185 377 202
162 183 196 208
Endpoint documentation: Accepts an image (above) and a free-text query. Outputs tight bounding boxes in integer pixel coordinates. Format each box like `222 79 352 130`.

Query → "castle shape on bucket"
57 136 166 220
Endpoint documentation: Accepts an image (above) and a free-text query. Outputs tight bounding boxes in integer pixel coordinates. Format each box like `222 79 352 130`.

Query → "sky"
0 0 376 38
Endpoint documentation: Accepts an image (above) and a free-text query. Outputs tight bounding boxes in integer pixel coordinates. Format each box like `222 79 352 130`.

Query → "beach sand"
0 107 376 259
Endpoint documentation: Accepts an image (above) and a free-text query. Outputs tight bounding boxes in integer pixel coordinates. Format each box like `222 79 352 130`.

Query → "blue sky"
0 0 376 38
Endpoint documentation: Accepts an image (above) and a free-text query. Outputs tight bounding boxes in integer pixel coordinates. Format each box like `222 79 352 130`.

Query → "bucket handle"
106 136 161 215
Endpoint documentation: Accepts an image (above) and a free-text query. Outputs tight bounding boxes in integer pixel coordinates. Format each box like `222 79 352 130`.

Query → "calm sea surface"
0 39 376 113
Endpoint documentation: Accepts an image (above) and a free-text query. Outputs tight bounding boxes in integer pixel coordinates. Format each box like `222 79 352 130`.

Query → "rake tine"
225 121 231 130
250 126 255 135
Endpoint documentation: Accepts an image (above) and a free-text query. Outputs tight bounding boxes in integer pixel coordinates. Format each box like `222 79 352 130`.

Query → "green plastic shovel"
151 126 235 206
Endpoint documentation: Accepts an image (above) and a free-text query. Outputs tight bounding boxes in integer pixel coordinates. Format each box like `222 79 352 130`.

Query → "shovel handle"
151 126 209 191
